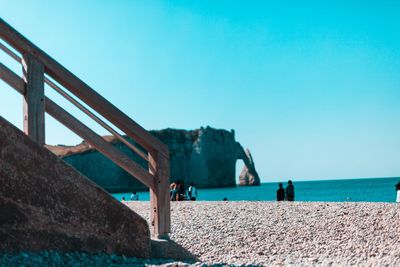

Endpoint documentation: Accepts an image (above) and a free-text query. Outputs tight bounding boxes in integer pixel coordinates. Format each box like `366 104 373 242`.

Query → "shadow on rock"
151 238 198 262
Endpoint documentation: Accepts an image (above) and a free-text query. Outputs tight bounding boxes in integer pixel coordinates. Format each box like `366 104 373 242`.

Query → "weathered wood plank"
0 62 25 94
45 77 149 162
22 53 45 145
0 42 20 62
0 18 169 158
45 98 155 189
149 151 171 239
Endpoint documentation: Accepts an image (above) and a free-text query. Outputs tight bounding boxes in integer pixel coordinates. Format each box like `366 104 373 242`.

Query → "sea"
113 177 400 203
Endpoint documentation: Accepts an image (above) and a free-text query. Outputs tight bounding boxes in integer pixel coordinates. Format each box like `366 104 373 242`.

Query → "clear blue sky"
1 0 400 182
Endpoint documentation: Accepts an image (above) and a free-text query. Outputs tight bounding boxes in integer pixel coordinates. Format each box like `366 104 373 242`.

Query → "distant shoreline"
267 176 400 183
108 176 400 193
114 177 399 203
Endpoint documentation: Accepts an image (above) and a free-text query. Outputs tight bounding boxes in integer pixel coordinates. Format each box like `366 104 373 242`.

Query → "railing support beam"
149 151 171 239
22 53 45 145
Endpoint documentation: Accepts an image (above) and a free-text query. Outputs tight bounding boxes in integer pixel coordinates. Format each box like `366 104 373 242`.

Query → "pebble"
126 201 400 266
2 201 399 266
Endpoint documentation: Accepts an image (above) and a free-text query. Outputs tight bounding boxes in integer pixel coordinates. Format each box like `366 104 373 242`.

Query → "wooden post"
149 151 171 239
22 53 45 145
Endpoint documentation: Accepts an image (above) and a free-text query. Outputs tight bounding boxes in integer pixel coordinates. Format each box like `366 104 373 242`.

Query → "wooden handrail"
0 62 154 189
0 17 168 158
45 99 155 189
0 17 171 238
45 77 149 162
0 62 24 93
1 40 149 161
0 42 20 61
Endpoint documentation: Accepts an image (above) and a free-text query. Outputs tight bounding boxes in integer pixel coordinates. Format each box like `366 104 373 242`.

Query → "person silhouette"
188 183 198 201
170 182 178 201
285 180 295 201
396 182 400 203
277 183 285 201
130 192 139 201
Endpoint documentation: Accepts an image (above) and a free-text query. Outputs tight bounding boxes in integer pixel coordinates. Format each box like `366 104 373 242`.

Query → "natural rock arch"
235 144 261 186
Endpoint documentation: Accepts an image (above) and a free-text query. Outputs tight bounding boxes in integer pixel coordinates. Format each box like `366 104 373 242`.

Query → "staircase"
0 18 170 239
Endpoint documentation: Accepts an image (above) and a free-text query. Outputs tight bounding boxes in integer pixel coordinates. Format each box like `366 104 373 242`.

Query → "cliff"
46 127 260 192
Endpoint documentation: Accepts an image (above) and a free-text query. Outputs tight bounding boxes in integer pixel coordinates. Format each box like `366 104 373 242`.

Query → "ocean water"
113 177 400 203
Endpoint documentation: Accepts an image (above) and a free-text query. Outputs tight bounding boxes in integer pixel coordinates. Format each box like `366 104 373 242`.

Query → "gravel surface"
0 251 207 267
126 201 400 266
1 201 398 266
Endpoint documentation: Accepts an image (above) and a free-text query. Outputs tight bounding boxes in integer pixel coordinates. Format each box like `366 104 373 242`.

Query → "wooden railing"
0 18 170 239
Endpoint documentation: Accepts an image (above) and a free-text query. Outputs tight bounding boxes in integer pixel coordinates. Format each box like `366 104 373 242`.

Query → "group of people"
121 192 139 202
170 181 198 201
121 180 399 203
276 180 295 201
276 180 400 202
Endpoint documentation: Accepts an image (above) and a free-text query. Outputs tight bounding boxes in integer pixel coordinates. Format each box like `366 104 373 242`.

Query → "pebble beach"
1 201 399 266
126 201 400 266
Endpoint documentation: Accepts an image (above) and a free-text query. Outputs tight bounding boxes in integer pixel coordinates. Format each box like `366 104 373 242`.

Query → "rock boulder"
0 116 150 257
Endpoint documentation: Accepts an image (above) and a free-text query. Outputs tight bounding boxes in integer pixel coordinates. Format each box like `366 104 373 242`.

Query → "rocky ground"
1 201 399 266
126 201 400 266
0 251 195 266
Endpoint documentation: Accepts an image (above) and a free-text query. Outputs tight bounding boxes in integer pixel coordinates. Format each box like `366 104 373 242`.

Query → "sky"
1 0 400 182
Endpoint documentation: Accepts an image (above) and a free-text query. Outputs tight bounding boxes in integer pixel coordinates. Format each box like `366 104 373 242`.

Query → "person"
121 197 126 203
170 182 178 201
130 192 139 201
176 181 186 201
396 182 400 203
286 180 295 201
276 183 285 201
188 183 198 201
